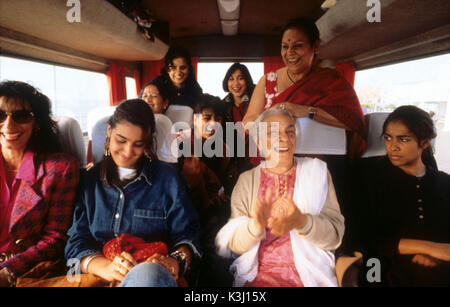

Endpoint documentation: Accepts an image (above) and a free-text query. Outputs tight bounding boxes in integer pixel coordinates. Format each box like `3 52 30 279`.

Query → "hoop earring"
104 137 111 157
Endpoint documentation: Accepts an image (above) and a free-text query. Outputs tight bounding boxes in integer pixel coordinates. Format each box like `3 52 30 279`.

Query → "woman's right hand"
251 188 273 234
87 251 137 282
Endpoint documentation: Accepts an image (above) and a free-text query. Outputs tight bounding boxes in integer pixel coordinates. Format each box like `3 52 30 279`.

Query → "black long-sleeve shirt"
354 157 450 286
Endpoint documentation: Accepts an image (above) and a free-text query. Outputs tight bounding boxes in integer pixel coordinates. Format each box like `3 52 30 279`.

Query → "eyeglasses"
0 110 35 124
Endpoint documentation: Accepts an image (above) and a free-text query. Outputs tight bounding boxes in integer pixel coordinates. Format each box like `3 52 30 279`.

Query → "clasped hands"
99 251 179 282
252 188 308 236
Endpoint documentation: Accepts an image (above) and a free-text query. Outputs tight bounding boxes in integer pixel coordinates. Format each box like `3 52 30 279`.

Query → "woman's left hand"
267 197 308 236
146 253 179 280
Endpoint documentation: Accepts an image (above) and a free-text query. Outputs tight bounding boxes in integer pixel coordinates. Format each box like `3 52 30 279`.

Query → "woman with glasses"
0 81 80 287
152 46 203 108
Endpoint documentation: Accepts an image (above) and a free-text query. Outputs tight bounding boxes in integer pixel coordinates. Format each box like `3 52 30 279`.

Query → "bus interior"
0 0 449 287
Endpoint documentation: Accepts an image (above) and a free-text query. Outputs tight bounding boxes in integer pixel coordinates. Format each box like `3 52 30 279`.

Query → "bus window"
0 56 109 132
354 53 450 173
197 62 263 99
125 76 138 100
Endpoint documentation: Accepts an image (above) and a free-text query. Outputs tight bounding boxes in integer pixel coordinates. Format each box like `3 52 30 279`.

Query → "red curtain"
263 56 285 75
142 59 165 86
191 56 199 80
106 62 127 106
335 61 355 86
133 69 141 95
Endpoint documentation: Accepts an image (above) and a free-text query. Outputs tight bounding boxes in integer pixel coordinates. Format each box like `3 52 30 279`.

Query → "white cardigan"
215 157 343 286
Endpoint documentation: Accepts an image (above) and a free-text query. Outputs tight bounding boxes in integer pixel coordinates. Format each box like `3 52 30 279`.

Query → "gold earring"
144 151 152 161
104 137 111 157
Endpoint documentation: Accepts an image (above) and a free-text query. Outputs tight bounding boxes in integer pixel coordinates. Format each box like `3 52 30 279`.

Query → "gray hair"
253 108 300 140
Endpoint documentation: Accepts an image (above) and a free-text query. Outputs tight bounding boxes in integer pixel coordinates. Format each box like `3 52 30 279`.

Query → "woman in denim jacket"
65 99 201 287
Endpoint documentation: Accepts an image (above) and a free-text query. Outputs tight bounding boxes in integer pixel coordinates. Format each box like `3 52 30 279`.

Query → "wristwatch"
308 106 317 119
170 250 188 277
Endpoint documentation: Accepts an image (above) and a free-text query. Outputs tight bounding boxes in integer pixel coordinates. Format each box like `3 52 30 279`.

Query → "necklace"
287 69 296 84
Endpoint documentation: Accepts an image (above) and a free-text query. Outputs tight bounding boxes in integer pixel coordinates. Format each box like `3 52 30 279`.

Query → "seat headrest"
165 105 194 128
87 106 116 138
55 116 86 168
294 118 347 155
154 114 178 163
362 112 390 158
91 116 111 164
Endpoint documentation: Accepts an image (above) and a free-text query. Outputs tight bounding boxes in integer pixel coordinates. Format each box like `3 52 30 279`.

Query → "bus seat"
87 106 116 139
55 116 87 168
91 116 110 164
294 118 347 155
361 112 390 158
154 114 178 163
165 105 194 128
337 112 390 287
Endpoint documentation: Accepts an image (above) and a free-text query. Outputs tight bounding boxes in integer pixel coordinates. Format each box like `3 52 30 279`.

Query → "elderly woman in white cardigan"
215 108 344 287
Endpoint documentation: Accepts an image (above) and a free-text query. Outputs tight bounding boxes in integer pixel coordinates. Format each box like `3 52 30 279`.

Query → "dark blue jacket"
152 75 202 108
65 160 201 262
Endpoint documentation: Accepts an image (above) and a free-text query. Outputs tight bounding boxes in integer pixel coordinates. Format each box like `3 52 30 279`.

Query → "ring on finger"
280 103 285 110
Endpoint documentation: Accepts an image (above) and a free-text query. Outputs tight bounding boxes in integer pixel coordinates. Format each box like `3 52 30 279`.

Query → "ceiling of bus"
142 0 450 68
0 0 449 71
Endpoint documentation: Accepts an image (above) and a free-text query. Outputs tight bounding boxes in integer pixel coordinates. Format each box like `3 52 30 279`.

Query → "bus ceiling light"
221 20 239 36
217 0 240 20
217 0 240 36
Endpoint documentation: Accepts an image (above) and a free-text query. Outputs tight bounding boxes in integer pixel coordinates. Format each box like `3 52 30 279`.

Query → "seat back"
361 112 390 158
91 116 110 164
87 106 116 139
294 118 347 155
165 105 194 128
154 114 178 163
55 116 87 168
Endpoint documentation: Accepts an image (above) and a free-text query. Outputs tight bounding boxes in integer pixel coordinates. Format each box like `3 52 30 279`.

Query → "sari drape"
272 67 366 158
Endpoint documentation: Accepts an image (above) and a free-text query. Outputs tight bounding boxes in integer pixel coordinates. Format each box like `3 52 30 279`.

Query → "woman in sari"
243 18 366 159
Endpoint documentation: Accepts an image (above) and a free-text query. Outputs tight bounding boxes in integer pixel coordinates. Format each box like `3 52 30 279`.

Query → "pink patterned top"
245 165 304 287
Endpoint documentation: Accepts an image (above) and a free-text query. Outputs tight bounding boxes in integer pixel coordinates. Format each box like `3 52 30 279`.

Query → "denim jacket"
65 160 201 263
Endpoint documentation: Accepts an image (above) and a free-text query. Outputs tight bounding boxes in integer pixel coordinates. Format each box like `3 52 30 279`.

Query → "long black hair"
382 105 438 170
100 99 156 186
0 80 61 155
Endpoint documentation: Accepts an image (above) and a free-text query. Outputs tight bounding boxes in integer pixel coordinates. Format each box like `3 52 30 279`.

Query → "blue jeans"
119 262 177 287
